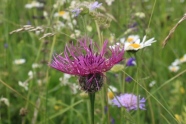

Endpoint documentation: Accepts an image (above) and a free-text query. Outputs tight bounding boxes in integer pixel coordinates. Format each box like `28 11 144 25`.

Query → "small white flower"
70 30 81 38
0 97 10 106
70 83 79 94
168 65 180 72
124 35 156 51
105 0 115 6
43 11 48 17
18 81 28 91
108 85 118 92
14 59 26 65
25 1 44 9
53 21 65 31
120 38 125 44
135 12 145 18
64 74 71 79
28 71 33 79
32 63 41 69
69 1 77 9
149 80 156 87
59 74 71 86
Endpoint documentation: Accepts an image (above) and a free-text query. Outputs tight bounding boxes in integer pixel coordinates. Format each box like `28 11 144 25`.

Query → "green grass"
1 0 186 124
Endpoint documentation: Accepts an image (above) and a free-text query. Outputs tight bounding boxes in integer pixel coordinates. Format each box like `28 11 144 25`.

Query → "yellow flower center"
127 37 134 42
129 43 140 48
171 67 177 72
107 91 114 99
58 11 65 16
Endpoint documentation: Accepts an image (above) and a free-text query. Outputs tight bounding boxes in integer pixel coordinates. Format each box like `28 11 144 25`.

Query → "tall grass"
1 0 186 124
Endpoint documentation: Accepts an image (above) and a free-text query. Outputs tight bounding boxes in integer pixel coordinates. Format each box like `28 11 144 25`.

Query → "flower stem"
89 93 95 124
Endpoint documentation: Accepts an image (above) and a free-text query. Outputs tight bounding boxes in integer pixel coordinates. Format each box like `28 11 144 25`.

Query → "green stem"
89 93 95 124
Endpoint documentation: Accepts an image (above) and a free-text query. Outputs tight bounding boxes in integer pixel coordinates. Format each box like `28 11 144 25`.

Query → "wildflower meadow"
1 0 186 124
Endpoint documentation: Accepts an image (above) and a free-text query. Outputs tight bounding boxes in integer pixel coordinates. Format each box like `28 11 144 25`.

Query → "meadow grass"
1 0 186 124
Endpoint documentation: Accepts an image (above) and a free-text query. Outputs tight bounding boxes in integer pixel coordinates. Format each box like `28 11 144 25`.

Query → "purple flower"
72 8 82 17
125 76 132 83
126 57 136 66
49 37 124 93
89 1 102 11
112 93 146 111
111 117 115 124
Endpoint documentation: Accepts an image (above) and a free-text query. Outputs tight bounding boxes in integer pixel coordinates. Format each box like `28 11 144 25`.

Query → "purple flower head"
49 37 124 93
126 57 136 66
72 8 82 17
112 93 146 111
125 76 132 83
89 1 102 11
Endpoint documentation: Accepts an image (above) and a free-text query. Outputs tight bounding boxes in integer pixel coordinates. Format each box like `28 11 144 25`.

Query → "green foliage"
1 0 186 124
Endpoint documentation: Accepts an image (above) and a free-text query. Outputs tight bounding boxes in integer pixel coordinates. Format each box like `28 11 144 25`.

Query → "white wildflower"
18 81 28 91
25 1 44 9
14 59 26 65
105 0 115 6
0 97 10 106
32 63 41 69
168 65 180 72
149 80 156 87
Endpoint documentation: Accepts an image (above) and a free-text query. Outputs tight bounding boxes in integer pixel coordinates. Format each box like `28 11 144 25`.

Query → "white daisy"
124 35 156 51
168 65 180 72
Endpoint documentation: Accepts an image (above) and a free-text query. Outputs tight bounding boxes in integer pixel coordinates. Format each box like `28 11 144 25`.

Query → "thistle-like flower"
49 37 124 93
112 93 146 111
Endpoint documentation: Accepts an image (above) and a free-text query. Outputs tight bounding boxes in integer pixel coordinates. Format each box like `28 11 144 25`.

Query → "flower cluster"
71 1 102 17
112 93 146 111
49 37 124 93
168 54 186 72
